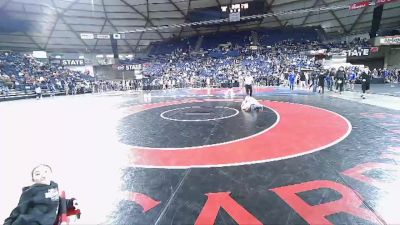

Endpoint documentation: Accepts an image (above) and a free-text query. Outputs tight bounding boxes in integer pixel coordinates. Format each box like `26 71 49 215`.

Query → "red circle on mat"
126 99 351 168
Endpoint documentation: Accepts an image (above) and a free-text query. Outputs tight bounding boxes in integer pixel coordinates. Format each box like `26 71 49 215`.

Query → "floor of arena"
1 86 400 225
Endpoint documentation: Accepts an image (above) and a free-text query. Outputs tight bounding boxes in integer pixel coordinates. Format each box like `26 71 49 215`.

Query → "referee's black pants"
245 84 252 96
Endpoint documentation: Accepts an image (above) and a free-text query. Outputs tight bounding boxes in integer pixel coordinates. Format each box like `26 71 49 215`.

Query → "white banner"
96 34 110 39
309 49 327 55
61 59 85 66
344 49 370 57
32 51 47 59
249 45 258 50
113 33 121 39
80 33 94 40
229 11 240 22
116 64 142 71
379 35 400 45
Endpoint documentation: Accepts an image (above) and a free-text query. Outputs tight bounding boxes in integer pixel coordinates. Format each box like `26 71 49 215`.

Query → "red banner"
370 47 379 53
349 1 371 10
376 0 397 4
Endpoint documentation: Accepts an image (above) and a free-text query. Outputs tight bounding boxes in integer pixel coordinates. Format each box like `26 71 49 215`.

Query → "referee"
244 73 254 96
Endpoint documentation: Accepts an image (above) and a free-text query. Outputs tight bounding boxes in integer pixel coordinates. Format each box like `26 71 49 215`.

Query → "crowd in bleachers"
1 28 399 100
370 67 400 82
141 27 400 91
143 39 322 88
0 51 94 98
142 28 397 89
150 36 198 56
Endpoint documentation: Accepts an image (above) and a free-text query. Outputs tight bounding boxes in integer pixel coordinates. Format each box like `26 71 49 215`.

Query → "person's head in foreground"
31 164 53 185
4 164 81 225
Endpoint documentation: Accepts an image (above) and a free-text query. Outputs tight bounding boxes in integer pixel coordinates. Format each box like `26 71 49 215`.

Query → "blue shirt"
288 73 296 83
348 72 356 81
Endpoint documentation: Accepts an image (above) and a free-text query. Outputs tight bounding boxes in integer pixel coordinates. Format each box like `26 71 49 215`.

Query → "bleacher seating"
2 27 388 100
201 30 252 50
149 36 198 55
0 51 94 99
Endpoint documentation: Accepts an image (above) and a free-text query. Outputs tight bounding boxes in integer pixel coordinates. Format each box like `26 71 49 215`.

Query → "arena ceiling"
0 0 399 53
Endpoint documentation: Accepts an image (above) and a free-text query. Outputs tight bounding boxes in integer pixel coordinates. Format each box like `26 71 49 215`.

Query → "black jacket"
300 73 306 81
360 72 371 84
336 70 346 79
4 181 74 225
318 73 326 86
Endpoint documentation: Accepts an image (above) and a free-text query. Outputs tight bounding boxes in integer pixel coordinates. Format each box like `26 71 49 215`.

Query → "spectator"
360 68 371 99
34 82 42 100
347 69 357 91
3 164 80 225
300 71 306 89
335 66 346 94
288 70 296 91
318 70 326 94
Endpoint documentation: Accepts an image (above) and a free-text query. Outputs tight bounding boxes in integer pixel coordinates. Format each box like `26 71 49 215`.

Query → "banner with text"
61 59 85 66
115 64 142 71
379 35 400 45
349 1 371 10
344 48 370 57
